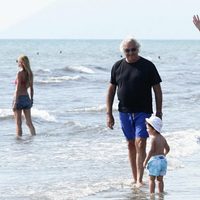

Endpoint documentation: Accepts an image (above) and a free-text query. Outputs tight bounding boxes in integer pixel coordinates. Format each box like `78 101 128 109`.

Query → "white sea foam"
70 179 132 199
36 75 82 83
164 129 200 157
35 68 52 74
66 104 118 113
64 65 95 74
64 120 84 127
0 108 56 122
146 129 200 170
73 105 106 112
31 108 57 122
0 178 132 200
0 109 13 120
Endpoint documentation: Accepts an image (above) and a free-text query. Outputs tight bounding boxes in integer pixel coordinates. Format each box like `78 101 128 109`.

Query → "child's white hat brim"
145 115 162 133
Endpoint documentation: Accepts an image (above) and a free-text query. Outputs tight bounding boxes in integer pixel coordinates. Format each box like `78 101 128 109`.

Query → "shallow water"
0 39 200 199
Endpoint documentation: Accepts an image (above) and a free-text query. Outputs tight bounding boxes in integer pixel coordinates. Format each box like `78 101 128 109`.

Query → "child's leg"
156 176 164 193
149 176 156 194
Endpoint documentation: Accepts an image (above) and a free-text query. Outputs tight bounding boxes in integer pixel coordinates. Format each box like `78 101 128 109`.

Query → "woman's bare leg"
23 109 36 135
14 110 23 137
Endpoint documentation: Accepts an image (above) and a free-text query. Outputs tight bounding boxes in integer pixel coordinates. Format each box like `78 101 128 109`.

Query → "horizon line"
0 38 200 41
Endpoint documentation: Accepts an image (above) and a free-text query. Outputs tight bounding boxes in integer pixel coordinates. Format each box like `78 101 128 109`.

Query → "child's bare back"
151 134 169 156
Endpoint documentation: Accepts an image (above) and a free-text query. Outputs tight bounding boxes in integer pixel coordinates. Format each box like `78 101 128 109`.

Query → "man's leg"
134 112 150 187
119 112 137 182
127 140 137 183
135 137 147 186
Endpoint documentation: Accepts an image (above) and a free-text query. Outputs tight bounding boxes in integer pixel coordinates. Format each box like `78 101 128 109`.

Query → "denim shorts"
147 155 167 176
15 95 32 110
119 112 151 140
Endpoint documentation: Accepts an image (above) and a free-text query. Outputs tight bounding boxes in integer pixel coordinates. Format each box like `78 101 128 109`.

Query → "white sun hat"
145 115 162 133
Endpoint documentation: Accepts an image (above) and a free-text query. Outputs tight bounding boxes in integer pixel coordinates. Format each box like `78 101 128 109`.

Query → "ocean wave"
35 75 82 84
31 109 57 122
156 129 200 170
65 104 118 113
87 64 108 71
64 120 106 132
2 178 132 200
0 108 56 122
69 179 132 199
0 109 13 120
63 65 95 74
165 129 200 156
72 105 106 112
35 68 52 75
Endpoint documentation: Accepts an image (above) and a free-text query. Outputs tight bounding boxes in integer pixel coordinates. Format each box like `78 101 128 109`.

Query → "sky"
0 0 200 39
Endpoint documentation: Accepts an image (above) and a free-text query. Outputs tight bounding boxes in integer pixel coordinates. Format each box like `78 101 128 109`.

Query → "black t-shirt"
110 57 162 113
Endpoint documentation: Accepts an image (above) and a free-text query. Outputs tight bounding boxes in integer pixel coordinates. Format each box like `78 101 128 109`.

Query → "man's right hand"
106 113 115 129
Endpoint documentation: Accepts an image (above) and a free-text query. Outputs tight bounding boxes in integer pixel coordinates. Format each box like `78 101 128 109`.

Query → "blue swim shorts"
15 95 32 110
147 155 167 176
119 112 151 140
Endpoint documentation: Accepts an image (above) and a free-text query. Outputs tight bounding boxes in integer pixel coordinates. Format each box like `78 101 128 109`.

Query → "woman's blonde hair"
18 55 33 88
119 36 141 53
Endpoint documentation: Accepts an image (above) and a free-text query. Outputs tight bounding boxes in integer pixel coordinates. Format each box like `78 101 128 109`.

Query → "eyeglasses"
124 48 137 53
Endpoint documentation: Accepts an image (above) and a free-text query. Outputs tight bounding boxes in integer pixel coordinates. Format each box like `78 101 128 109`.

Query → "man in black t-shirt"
106 37 162 187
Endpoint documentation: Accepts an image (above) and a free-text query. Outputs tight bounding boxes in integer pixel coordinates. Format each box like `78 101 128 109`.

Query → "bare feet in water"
136 182 145 188
16 135 22 140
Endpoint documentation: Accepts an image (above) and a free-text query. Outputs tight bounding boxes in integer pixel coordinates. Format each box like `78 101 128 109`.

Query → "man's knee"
135 138 146 151
127 140 136 151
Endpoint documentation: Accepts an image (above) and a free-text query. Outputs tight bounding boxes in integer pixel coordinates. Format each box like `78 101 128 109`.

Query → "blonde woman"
13 55 36 137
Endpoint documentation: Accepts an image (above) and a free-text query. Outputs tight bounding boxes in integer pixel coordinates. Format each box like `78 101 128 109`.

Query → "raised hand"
193 15 200 31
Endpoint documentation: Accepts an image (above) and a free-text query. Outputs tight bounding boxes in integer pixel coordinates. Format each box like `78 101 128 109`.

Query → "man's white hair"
119 36 141 53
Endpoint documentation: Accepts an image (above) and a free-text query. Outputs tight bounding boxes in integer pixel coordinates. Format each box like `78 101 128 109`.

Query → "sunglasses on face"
124 48 137 53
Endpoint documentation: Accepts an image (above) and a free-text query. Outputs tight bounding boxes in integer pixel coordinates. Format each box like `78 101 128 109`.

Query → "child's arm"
143 139 156 167
164 139 170 156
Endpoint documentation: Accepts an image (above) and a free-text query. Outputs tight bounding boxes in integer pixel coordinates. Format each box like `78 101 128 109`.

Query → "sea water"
0 39 200 199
